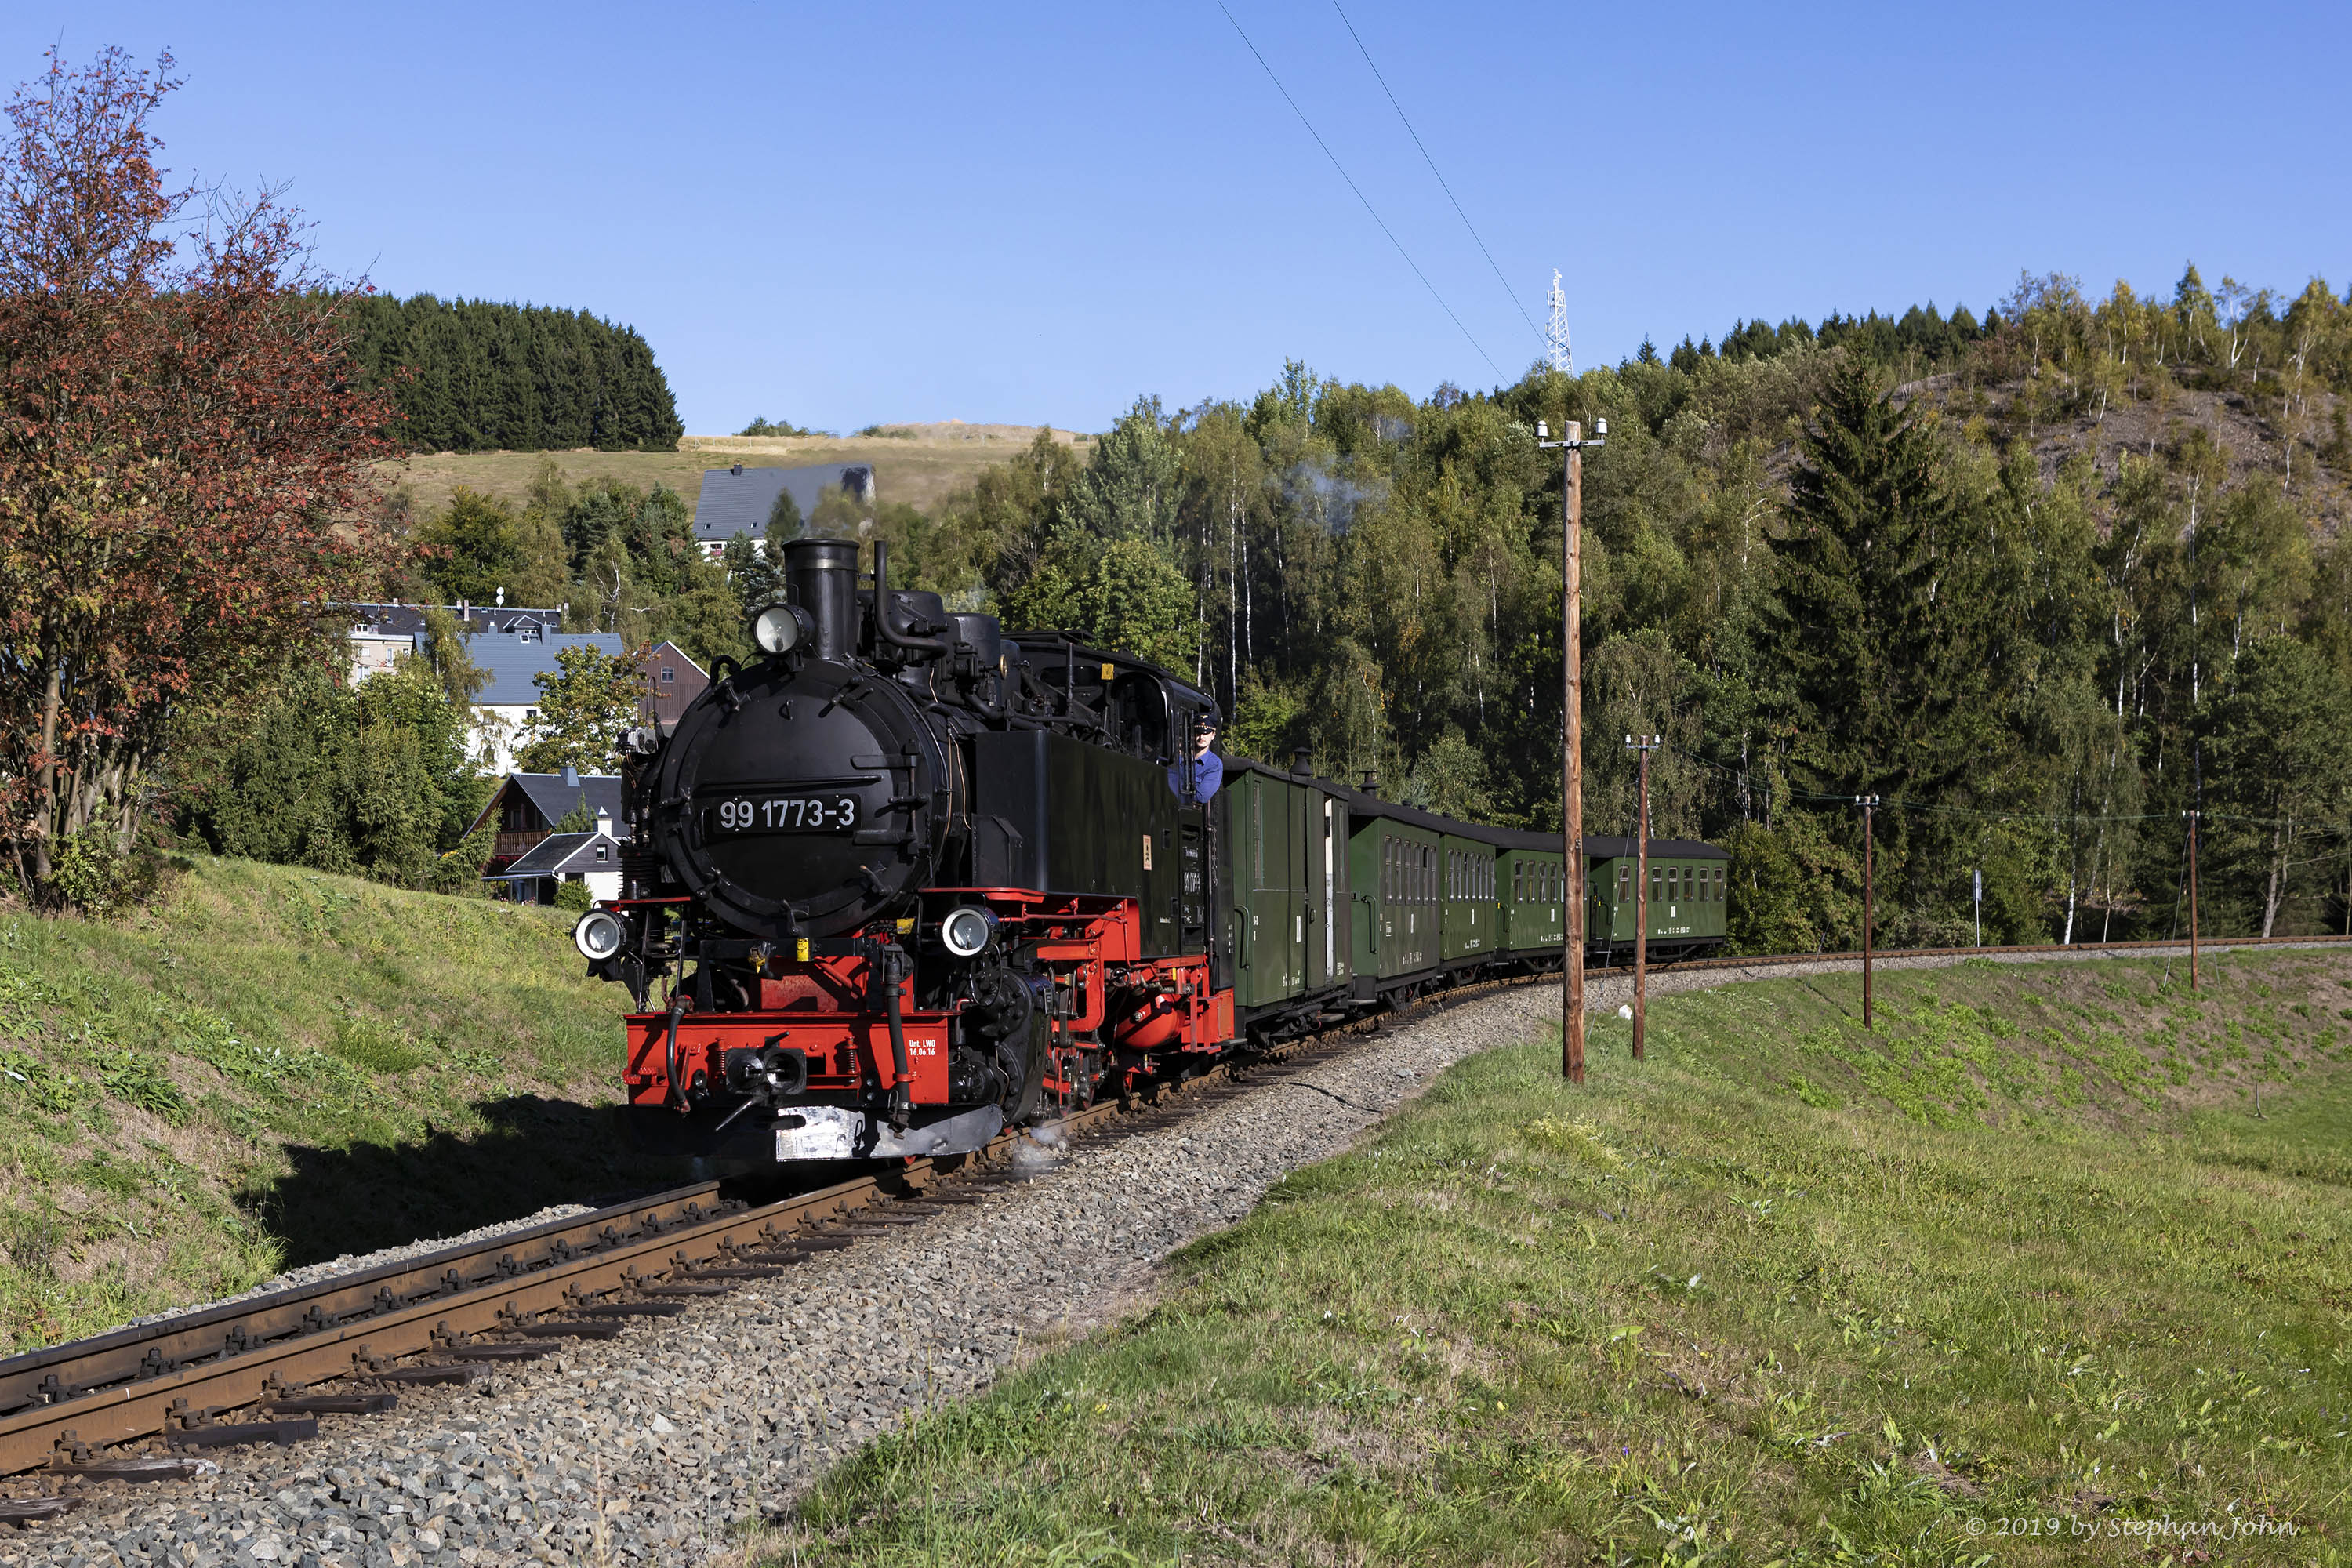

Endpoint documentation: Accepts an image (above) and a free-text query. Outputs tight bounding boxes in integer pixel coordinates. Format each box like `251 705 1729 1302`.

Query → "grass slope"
775 952 2352 1566
0 858 641 1353
383 425 1084 523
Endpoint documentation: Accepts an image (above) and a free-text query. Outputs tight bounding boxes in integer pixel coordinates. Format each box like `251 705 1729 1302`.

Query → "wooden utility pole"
1857 795 1880 1029
1539 417 1604 1082
2185 809 2201 993
1628 734 1661 1058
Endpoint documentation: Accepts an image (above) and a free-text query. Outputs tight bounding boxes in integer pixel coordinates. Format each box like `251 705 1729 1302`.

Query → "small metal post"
1627 733 1660 1058
1855 795 1881 1029
2184 810 2201 993
1973 867 1982 947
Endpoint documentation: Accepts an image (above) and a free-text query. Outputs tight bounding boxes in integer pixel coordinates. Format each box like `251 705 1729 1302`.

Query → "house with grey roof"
451 632 625 773
344 600 564 684
466 768 630 899
484 831 623 905
343 599 583 770
691 462 874 559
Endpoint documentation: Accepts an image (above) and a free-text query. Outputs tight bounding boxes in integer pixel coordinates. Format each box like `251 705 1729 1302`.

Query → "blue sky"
8 2 2347 434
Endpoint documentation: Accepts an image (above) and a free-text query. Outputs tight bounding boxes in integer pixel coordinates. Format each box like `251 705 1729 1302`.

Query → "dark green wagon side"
1350 818 1440 982
1585 835 1730 962
1499 845 1566 955
1219 764 1352 1016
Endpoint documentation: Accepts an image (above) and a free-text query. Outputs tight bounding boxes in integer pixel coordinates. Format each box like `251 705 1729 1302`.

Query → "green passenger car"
1219 764 1352 1014
1500 846 1566 952
1584 836 1731 962
1228 771 1728 1029
1439 833 1497 961
1349 819 1439 982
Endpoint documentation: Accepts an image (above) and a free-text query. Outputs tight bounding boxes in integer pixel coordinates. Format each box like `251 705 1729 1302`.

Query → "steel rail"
0 1172 891 1475
1586 931 2351 980
2 929 2336 1482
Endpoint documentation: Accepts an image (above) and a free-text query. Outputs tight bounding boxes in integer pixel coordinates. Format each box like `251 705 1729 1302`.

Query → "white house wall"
470 706 532 775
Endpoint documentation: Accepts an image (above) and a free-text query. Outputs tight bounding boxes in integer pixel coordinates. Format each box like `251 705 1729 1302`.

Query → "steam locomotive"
572 536 1727 1169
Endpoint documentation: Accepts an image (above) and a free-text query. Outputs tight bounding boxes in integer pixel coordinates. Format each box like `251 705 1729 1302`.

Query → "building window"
661 667 676 683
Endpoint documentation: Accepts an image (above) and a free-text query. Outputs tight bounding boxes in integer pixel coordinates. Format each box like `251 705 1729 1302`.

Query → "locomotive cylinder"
784 538 860 662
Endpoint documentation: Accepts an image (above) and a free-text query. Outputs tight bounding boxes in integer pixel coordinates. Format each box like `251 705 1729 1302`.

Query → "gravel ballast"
0 939 2306 1566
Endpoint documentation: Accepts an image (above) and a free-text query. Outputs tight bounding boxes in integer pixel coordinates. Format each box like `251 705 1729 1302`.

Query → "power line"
1327 0 1545 355
1658 739 2343 833
1210 0 1506 383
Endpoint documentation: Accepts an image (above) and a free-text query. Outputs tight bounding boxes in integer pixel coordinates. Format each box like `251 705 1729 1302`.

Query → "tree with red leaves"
0 48 394 905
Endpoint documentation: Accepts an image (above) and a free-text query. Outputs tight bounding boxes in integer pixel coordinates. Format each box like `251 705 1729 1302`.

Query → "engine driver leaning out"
1171 721 1223 802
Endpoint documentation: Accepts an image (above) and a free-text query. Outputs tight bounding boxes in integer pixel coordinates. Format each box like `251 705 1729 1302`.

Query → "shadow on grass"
236 1094 690 1268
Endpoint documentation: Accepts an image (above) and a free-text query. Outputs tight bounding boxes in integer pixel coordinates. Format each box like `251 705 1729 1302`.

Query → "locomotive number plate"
710 793 861 833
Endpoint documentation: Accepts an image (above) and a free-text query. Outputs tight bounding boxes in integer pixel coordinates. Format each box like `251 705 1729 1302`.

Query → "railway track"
1600 930 2352 975
0 930 2336 1516
0 971 1468 1508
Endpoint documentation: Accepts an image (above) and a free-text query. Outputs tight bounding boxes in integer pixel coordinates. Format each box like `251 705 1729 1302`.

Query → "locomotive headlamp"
940 904 997 958
752 603 813 655
573 909 626 962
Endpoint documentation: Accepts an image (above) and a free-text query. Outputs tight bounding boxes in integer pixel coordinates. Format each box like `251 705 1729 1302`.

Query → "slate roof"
488 832 622 878
342 603 564 641
452 632 623 706
691 463 875 545
466 772 630 841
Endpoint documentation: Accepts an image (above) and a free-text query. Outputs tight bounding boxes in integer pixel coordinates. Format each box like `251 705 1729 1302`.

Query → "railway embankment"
775 948 2352 1564
0 982 1557 1565
0 858 645 1355
5 887 2349 1563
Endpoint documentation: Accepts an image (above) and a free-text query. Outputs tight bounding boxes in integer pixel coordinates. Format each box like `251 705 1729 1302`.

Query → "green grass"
383 428 1040 523
770 953 2352 1566
0 856 644 1352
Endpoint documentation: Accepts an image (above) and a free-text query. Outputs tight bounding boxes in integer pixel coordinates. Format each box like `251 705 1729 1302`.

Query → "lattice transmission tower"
1544 269 1574 375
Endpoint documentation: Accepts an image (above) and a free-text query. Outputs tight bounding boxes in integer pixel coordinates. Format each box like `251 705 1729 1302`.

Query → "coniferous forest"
343 294 683 454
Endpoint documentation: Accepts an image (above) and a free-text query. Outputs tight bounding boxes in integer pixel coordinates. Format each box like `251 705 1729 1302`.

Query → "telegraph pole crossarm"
1537 416 1606 1083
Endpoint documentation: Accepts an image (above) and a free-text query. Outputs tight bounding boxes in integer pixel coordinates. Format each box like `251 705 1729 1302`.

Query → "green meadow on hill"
775 952 2352 1566
0 857 641 1352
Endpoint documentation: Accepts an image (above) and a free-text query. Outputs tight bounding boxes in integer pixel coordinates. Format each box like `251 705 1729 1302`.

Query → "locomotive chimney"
782 538 859 662
1292 748 1312 775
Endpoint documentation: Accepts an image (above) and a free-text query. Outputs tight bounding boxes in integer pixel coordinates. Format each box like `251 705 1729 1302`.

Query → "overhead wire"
1326 0 1544 354
1210 0 1507 383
